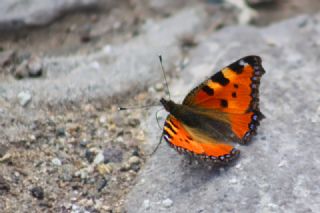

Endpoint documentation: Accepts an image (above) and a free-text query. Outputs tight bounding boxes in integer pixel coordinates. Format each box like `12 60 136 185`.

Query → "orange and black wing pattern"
182 55 265 143
163 115 239 163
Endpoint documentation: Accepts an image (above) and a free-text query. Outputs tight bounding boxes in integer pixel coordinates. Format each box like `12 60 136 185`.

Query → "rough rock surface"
0 0 98 30
124 14 320 212
0 7 206 106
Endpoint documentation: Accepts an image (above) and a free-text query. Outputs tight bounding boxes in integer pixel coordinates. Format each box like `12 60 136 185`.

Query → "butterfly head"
160 98 176 113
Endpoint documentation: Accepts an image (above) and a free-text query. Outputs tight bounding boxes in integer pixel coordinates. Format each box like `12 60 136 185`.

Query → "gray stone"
17 91 32 106
27 56 43 77
0 0 98 30
93 152 105 165
51 158 62 166
128 156 140 166
148 0 191 15
0 7 207 106
124 14 320 213
162 198 173 208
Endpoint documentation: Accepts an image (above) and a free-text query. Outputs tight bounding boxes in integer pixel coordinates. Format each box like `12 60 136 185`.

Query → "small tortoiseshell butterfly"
160 55 265 164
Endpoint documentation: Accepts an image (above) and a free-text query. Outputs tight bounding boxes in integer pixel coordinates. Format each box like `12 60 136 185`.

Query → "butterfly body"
161 55 265 164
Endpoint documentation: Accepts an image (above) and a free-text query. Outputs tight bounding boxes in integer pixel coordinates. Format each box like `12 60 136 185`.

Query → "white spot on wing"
164 135 170 141
239 60 248 66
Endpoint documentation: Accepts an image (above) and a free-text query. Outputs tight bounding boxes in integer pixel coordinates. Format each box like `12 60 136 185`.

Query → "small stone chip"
162 198 173 208
30 186 44 200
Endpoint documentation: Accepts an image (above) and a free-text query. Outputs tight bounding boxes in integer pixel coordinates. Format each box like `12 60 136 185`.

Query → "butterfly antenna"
155 108 165 130
118 104 161 111
151 133 163 156
159 55 171 100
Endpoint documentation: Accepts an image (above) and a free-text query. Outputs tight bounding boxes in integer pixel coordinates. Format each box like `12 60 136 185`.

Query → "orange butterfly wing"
182 55 265 143
163 115 239 163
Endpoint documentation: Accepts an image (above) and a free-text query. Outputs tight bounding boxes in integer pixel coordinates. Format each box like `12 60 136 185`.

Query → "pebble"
56 127 66 137
51 158 62 166
79 139 90 148
30 186 44 200
93 152 105 165
27 56 42 77
235 163 242 169
278 160 287 168
120 162 131 172
128 156 140 165
229 178 238 184
17 91 32 106
96 163 113 175
103 45 112 55
154 83 164 91
135 130 145 141
130 164 140 172
99 116 107 124
96 177 108 192
131 147 140 157
162 198 173 208
103 146 123 163
85 149 96 163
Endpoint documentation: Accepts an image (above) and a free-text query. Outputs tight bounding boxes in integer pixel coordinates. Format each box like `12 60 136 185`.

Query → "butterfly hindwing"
182 55 265 143
163 115 239 163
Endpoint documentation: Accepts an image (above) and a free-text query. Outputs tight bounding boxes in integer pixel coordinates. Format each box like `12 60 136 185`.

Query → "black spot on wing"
211 72 230 86
164 122 177 135
243 55 261 66
186 136 192 141
234 84 239 89
220 99 228 108
202 85 214 96
232 92 237 98
163 129 172 139
228 61 243 74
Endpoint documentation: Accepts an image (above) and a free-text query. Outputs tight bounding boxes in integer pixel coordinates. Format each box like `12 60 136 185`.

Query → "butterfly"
160 55 265 164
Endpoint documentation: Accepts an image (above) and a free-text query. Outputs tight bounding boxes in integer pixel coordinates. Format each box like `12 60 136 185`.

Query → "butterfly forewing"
181 55 265 143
